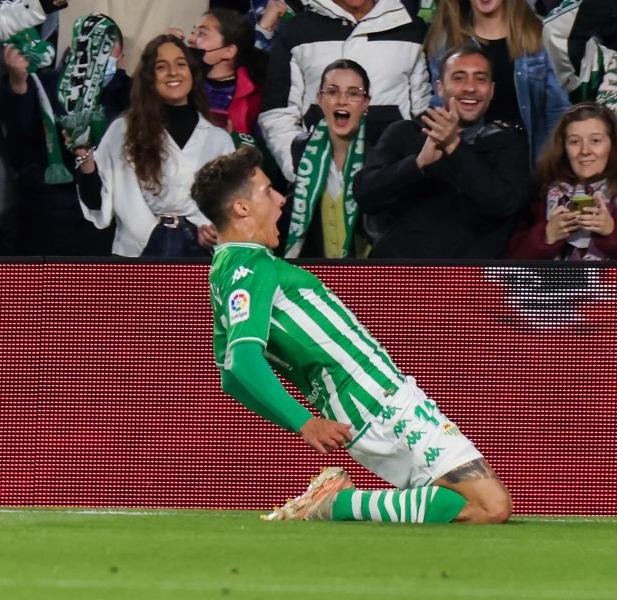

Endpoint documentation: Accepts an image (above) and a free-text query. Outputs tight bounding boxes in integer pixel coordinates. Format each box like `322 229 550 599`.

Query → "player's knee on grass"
435 472 512 523
435 458 512 524
463 485 512 524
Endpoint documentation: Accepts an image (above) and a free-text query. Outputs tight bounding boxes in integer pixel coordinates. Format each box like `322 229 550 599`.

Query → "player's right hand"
300 418 352 454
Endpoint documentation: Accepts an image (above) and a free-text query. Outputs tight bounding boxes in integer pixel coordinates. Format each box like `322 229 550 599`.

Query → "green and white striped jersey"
210 243 406 431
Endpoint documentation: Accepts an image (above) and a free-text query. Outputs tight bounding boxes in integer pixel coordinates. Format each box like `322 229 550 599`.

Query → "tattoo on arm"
442 458 500 484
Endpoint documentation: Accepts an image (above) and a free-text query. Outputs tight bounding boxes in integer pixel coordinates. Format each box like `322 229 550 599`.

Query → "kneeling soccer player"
192 147 512 524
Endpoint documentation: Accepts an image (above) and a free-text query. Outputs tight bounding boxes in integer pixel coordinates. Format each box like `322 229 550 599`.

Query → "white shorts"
346 377 483 489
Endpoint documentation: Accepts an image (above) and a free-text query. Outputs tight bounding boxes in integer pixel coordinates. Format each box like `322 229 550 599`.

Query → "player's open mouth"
333 110 351 126
165 81 184 88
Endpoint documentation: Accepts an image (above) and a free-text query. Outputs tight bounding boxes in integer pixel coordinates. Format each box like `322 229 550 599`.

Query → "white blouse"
80 115 235 257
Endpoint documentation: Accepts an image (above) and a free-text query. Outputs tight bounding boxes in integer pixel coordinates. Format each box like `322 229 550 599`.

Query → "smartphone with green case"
566 194 595 212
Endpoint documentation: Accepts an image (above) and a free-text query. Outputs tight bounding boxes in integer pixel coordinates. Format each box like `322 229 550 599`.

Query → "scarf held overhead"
285 117 365 258
57 13 120 149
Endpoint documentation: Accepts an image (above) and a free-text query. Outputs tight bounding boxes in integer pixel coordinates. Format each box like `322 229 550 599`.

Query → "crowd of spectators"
0 0 616 260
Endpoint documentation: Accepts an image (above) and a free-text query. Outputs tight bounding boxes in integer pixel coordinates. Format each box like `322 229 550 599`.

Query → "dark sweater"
0 68 131 255
353 118 531 259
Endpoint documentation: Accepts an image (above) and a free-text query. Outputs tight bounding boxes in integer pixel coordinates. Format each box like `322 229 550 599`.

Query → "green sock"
331 486 466 523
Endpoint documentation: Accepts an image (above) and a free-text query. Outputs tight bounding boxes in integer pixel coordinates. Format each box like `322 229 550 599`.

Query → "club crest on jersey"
443 422 460 436
229 289 250 325
231 266 254 284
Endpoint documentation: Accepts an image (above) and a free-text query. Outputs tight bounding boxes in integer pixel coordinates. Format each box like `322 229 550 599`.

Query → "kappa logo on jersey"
229 289 251 325
485 266 617 328
231 266 254 284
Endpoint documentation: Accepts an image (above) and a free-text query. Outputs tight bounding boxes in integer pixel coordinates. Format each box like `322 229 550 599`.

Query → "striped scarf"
57 14 119 149
285 118 365 258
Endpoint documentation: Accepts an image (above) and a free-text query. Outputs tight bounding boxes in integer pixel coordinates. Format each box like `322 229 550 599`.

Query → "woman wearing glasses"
281 59 371 259
509 102 617 260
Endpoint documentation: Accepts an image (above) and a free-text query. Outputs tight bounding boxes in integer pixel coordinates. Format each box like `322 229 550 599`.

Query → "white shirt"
80 115 235 257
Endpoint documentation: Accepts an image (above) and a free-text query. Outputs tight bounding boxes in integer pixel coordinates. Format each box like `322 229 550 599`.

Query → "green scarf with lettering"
57 14 119 149
285 117 365 258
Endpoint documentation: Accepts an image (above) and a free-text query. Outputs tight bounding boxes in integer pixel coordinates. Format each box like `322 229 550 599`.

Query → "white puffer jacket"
0 0 46 40
259 0 431 181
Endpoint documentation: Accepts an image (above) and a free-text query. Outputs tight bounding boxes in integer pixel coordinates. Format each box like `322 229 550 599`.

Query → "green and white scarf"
595 44 617 113
57 14 119 149
7 27 73 184
7 27 55 74
281 3 296 22
231 131 257 149
285 117 366 258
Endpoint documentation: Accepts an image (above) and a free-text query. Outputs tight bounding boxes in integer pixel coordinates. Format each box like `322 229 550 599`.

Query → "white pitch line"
0 509 183 516
0 509 615 523
515 516 617 523
0 577 613 600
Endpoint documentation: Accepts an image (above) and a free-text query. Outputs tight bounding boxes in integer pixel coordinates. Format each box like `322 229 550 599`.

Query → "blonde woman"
425 0 571 164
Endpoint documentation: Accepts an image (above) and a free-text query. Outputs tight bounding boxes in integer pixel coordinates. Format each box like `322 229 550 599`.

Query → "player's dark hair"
192 146 263 229
438 43 493 81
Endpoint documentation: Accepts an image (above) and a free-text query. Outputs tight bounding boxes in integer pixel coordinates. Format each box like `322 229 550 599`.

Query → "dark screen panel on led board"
0 262 615 514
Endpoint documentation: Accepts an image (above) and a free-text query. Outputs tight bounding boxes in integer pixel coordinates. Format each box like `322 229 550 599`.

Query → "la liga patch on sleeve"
228 289 251 325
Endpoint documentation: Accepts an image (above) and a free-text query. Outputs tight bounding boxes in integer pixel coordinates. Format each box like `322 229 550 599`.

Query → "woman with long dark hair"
509 102 617 260
75 34 234 257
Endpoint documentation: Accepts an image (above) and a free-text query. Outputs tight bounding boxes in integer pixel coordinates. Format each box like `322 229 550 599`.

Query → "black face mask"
188 46 206 64
187 46 212 79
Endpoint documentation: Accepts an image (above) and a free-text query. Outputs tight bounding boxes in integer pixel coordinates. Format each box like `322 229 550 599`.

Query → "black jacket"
0 68 131 255
353 118 531 259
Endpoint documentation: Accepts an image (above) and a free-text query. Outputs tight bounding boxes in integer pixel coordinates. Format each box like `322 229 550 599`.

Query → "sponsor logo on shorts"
443 422 461 436
229 289 250 325
425 447 445 467
405 430 426 450
379 405 401 424
393 419 409 438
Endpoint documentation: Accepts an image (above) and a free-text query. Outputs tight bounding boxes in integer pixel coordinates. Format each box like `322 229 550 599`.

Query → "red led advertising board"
0 261 615 514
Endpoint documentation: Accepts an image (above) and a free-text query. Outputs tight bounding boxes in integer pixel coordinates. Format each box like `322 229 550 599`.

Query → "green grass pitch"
0 509 615 600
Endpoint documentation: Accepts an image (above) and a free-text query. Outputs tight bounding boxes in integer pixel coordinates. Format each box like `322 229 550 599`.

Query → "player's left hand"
300 418 352 454
198 223 218 247
577 192 615 236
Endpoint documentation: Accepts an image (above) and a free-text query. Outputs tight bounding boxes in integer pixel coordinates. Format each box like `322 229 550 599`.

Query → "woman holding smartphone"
509 103 617 260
